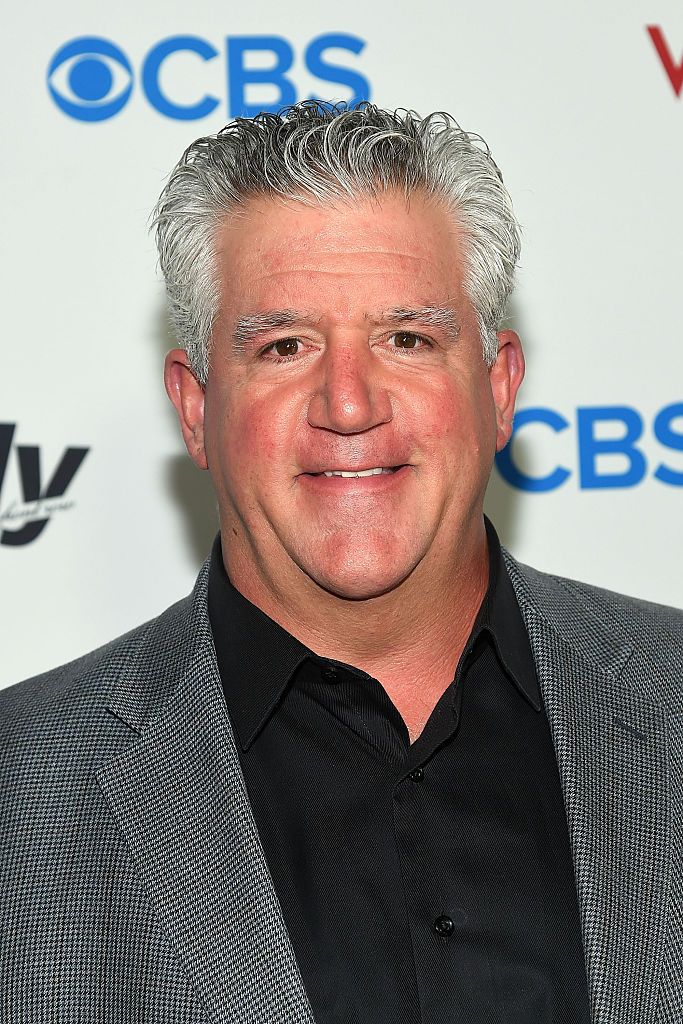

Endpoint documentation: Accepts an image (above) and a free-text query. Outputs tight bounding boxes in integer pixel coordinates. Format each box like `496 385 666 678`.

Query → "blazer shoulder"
554 574 682 637
516 556 680 628
0 590 195 743
504 550 683 708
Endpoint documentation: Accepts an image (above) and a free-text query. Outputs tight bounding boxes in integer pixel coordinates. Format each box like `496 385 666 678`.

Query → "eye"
261 338 305 361
388 331 432 351
47 37 133 122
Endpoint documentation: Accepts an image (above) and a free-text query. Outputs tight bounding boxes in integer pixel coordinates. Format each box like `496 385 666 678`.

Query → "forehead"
214 190 468 317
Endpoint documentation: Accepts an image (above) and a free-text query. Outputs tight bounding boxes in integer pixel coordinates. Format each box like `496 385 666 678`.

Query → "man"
1 103 681 1024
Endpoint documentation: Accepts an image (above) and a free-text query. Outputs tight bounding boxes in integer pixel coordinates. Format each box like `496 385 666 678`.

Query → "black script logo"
0 423 89 546
647 26 683 98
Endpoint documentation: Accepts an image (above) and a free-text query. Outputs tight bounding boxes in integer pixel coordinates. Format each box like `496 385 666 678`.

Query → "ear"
489 330 525 452
164 349 208 470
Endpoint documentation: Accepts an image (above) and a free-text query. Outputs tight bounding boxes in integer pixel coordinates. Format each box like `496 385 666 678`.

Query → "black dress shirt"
208 519 591 1024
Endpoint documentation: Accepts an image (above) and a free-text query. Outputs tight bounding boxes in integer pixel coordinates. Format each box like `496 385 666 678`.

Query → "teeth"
323 467 394 478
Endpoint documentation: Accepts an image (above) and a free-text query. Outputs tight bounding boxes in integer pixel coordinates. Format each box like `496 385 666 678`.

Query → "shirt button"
408 768 424 782
321 665 339 683
434 915 455 937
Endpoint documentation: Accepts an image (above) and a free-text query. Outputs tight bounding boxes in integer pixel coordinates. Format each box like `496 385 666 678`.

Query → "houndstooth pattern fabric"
502 555 682 1024
1 551 681 1023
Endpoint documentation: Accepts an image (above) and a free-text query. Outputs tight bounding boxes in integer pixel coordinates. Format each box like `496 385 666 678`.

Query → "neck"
221 519 490 728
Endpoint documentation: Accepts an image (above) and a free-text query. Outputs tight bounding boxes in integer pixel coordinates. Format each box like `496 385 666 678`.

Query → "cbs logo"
47 34 370 123
495 403 683 492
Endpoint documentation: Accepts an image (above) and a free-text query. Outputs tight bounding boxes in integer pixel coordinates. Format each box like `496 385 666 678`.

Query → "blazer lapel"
96 573 315 1024
505 557 670 1024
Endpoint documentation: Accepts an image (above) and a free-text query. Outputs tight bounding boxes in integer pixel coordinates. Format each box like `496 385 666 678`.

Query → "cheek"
211 385 299 487
409 375 494 451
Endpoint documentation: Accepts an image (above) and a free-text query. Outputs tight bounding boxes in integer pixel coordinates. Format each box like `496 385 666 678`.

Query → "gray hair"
152 101 521 385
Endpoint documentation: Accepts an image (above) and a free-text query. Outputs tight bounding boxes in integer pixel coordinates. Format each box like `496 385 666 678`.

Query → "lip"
299 464 408 477
298 464 413 493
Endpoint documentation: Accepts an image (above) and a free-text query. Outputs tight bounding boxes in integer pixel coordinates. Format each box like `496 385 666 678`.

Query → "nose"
306 334 393 434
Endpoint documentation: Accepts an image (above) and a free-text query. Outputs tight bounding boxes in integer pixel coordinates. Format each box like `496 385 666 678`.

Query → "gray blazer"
1 552 681 1024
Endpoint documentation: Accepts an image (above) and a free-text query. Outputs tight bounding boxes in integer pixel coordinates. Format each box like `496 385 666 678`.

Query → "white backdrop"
2 0 682 688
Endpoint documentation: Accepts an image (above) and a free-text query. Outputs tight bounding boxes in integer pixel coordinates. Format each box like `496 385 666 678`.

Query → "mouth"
306 465 406 478
298 465 412 495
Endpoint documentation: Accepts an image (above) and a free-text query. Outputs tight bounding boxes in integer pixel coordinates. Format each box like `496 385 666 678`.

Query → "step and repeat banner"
2 1 682 687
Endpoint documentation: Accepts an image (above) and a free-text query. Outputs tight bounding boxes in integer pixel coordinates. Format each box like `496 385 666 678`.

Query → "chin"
295 536 421 601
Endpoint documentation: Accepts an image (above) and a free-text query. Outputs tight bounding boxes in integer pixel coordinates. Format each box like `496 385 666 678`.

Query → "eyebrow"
231 304 461 353
376 306 461 338
232 310 318 353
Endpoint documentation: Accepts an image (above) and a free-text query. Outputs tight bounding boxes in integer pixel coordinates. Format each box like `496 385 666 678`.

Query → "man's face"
168 190 523 600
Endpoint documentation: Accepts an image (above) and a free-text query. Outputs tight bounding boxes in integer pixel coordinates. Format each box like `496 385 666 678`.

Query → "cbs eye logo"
48 38 133 122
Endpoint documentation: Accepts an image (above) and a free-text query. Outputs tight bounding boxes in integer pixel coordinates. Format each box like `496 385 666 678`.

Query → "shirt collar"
477 517 541 712
208 516 540 751
208 538 313 749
